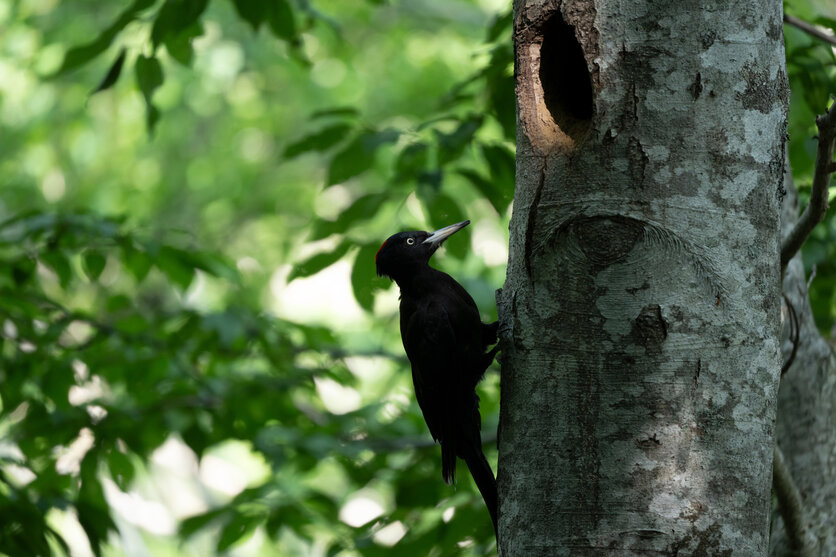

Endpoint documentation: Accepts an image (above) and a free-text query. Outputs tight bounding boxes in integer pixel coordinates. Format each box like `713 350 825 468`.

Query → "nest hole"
539 13 593 142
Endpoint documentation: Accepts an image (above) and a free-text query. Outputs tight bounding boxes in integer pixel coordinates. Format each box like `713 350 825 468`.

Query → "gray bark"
769 164 835 555
498 0 788 554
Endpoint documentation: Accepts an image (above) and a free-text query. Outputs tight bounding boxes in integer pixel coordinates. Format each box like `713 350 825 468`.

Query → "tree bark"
769 163 834 556
498 0 788 554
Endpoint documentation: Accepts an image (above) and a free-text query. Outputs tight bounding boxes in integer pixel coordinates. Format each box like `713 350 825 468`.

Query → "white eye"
406 238 415 245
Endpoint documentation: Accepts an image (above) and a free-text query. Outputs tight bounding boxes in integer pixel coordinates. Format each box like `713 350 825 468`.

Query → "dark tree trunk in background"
498 0 788 554
770 166 835 555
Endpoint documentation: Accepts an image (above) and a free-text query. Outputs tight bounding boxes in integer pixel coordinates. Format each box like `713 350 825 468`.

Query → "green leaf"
351 244 382 312
482 144 515 183
156 246 194 290
180 509 227 539
485 44 515 140
394 142 429 182
365 128 400 149
291 322 338 348
55 0 155 75
417 169 442 191
106 294 132 312
12 256 36 286
310 193 388 240
40 250 72 288
76 501 115 557
479 142 515 213
423 193 468 258
231 0 268 30
151 0 209 47
310 106 358 120
288 242 352 281
217 514 261 552
327 130 399 186
106 449 135 490
135 55 164 132
91 49 126 95
164 22 203 67
458 168 504 214
185 252 239 281
486 9 512 42
284 123 353 158
327 137 374 186
436 116 483 165
267 0 297 41
115 314 149 334
123 245 154 282
82 250 107 281
42 363 75 409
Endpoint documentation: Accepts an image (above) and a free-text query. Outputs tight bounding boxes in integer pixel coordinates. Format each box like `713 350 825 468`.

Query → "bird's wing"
404 300 481 484
402 300 466 443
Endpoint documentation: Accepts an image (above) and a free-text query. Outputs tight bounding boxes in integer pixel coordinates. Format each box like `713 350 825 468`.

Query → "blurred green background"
0 0 833 555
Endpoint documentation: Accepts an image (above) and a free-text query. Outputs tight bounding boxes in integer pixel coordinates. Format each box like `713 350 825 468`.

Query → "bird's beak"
423 220 470 246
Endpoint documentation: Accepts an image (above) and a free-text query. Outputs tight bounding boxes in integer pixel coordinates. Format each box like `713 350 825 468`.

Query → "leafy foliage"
1 0 510 555
784 0 836 331
0 211 494 555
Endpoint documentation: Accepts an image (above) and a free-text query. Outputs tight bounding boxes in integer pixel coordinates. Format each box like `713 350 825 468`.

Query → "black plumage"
375 220 499 533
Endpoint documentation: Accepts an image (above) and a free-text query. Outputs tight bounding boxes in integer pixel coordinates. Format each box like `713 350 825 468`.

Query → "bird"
375 219 499 534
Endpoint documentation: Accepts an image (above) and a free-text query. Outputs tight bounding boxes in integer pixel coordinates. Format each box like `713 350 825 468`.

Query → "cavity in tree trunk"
497 0 788 554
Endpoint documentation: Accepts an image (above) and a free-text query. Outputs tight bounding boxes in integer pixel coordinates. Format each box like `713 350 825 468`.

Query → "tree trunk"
498 0 788 554
769 164 835 555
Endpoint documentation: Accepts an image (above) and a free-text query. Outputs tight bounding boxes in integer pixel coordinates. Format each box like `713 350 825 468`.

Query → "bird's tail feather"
441 440 456 485
462 443 498 535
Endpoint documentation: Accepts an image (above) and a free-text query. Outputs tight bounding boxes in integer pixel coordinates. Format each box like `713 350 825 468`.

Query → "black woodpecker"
375 220 499 533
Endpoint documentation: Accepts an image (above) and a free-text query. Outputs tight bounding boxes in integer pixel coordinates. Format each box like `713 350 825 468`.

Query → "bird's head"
375 220 470 281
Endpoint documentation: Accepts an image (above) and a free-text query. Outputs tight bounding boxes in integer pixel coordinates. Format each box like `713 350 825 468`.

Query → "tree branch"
784 14 836 47
781 294 800 376
773 444 819 556
781 102 836 271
